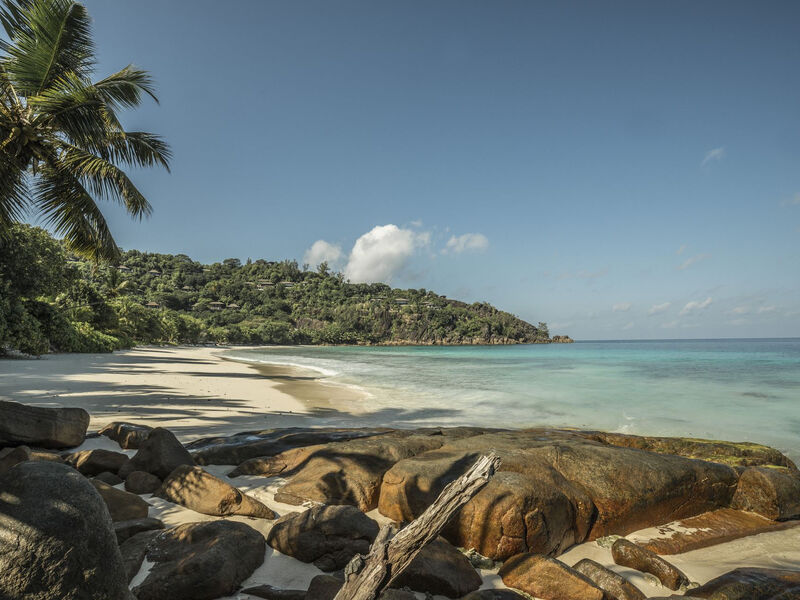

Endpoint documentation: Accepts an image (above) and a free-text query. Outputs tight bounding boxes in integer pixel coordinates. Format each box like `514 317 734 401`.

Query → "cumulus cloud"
443 233 489 254
679 297 713 316
612 302 632 312
648 302 671 316
729 306 749 315
344 224 428 283
678 253 710 270
757 305 777 314
701 146 726 166
303 240 343 268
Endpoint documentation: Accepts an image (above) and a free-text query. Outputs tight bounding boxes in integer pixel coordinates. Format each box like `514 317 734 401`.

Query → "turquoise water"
225 339 800 461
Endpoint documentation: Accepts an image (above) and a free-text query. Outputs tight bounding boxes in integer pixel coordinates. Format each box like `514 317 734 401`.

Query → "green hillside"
0 224 560 355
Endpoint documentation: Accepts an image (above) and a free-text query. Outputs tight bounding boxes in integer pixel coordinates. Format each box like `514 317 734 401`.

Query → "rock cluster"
3 400 800 600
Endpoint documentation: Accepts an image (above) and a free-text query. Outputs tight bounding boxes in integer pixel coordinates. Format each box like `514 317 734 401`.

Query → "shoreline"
2 345 799 598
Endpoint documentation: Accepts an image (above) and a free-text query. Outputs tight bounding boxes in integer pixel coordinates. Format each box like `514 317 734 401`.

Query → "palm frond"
58 142 152 218
0 150 29 228
33 161 119 261
0 0 34 42
98 130 171 172
3 0 94 96
94 64 159 106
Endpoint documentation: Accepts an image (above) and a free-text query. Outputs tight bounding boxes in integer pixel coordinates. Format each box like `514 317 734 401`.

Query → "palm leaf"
3 0 94 96
58 142 152 217
33 161 119 261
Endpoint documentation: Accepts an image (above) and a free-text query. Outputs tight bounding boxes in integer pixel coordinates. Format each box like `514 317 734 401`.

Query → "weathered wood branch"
333 452 501 600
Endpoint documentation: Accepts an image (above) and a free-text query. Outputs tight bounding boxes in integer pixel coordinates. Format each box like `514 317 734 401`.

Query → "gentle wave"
226 339 800 461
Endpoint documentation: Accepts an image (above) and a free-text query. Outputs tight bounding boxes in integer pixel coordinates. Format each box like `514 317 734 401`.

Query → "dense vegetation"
0 224 553 355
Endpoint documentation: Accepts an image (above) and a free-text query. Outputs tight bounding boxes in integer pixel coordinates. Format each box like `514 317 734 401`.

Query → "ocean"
224 338 800 462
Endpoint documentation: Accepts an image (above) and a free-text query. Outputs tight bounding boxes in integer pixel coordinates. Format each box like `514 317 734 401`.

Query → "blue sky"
74 0 799 339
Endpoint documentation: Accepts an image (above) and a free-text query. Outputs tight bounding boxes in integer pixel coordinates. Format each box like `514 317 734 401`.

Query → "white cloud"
729 306 749 315
679 297 713 316
622 321 635 330
701 146 726 166
443 233 489 254
780 193 800 207
676 245 687 255
612 302 632 312
303 240 343 268
648 302 671 316
410 219 424 227
757 305 777 314
678 253 710 270
344 224 428 283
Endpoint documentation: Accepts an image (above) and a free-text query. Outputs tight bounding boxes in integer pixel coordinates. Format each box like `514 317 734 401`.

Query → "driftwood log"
333 452 501 600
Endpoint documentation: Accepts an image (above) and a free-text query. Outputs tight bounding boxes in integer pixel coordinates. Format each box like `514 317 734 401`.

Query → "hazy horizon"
39 1 800 340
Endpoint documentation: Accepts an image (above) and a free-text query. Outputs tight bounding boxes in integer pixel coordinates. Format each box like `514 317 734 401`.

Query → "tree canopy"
0 225 552 355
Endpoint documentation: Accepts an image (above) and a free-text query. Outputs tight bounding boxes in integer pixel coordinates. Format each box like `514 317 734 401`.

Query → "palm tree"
0 0 170 261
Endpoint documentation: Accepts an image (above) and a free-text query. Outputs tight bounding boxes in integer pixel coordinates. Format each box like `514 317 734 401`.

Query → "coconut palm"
0 0 170 261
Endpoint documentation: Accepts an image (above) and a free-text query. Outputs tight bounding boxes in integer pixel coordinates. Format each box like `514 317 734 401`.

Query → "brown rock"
579 431 797 469
98 421 153 449
157 464 275 518
187 426 391 465
0 444 31 473
573 557 646 600
305 575 343 600
632 508 799 554
93 471 124 486
124 470 162 494
90 479 150 521
0 400 89 448
114 517 165 543
65 448 130 476
133 520 266 600
239 584 306 600
0 461 131 599
689 567 800 599
245 430 450 511
460 591 528 600
378 430 739 560
266 505 378 571
120 427 193 479
392 538 482 598
731 467 800 521
611 539 689 591
119 530 161 583
498 553 605 600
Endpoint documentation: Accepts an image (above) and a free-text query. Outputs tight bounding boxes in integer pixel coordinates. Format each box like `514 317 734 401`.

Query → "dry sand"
2 346 799 599
0 345 370 441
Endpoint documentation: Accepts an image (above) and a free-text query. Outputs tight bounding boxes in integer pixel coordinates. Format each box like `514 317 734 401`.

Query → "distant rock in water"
551 335 574 343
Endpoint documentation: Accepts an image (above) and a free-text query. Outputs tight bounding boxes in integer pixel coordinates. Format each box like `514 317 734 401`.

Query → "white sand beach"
0 346 370 441
2 346 799 599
